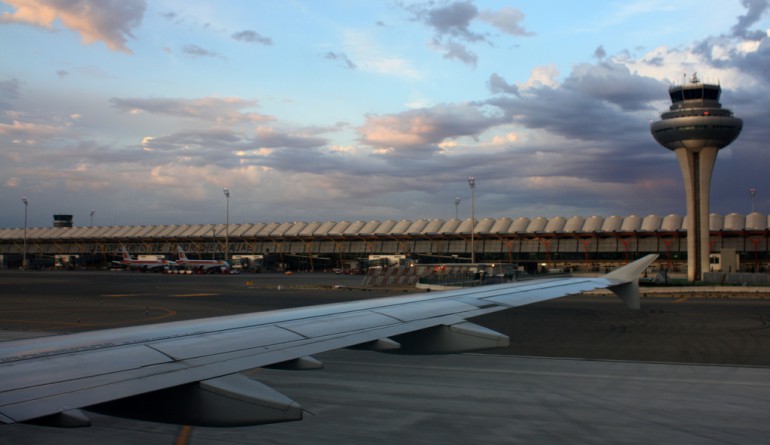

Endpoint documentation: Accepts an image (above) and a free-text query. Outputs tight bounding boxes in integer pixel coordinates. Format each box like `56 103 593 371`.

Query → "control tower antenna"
651 76 743 281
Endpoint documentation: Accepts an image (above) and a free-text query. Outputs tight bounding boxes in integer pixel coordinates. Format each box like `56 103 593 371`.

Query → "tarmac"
2 270 770 444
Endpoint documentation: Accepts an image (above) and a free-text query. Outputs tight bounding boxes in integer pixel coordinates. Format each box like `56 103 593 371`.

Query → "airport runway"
2 270 770 444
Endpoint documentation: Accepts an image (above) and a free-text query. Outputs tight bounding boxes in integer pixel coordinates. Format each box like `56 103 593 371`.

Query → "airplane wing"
0 254 656 428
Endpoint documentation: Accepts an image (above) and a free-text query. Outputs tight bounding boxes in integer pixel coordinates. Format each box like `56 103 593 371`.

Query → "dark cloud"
142 129 245 153
324 52 357 69
485 61 666 146
0 78 21 114
141 127 328 170
408 1 483 66
694 1 769 67
0 0 146 53
436 39 478 66
56 70 69 79
561 61 664 111
486 73 519 96
478 7 534 37
422 1 485 42
490 88 631 146
690 0 770 78
249 144 350 175
406 2 532 67
716 24 770 79
251 128 327 150
232 30 273 45
182 44 221 58
0 78 21 102
731 0 770 39
594 45 606 60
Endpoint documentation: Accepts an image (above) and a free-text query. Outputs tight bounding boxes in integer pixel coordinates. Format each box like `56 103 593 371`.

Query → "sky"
1 0 770 229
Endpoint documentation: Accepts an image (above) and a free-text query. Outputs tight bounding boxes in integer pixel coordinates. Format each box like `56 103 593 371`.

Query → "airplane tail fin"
177 246 187 261
121 247 132 261
602 254 658 310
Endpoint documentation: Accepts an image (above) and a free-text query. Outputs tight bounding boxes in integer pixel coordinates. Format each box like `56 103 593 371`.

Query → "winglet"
603 254 658 310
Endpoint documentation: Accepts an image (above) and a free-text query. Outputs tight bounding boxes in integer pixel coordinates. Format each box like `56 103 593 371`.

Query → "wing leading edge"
0 254 657 427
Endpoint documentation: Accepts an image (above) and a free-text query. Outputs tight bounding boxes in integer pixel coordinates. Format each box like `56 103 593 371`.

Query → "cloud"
0 78 21 110
731 0 770 39
140 128 247 161
0 119 71 144
232 30 273 45
478 7 534 37
486 73 519 96
406 2 533 67
324 52 357 69
421 1 485 42
594 45 607 60
139 126 329 172
0 0 145 53
407 1 483 67
0 78 20 99
110 96 274 124
433 38 477 66
562 61 664 112
519 65 560 90
182 44 222 59
358 103 504 156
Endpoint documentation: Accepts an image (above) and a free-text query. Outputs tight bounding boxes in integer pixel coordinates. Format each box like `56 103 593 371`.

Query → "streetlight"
21 196 28 270
223 188 230 263
90 209 95 226
750 187 756 213
468 177 475 264
454 197 461 220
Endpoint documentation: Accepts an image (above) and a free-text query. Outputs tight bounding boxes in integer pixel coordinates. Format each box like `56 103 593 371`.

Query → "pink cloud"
1 0 145 53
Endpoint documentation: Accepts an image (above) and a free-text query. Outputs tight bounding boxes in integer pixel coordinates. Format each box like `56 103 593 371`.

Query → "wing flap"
480 278 612 308
149 325 304 360
277 310 399 337
371 299 479 322
0 344 172 395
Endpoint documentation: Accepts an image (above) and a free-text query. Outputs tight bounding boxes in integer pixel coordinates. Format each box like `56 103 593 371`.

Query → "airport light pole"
90 209 95 226
22 196 28 270
468 177 475 264
223 188 230 263
750 187 756 213
455 197 461 220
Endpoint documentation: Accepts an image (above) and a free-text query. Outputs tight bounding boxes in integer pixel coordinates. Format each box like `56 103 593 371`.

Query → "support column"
674 146 718 281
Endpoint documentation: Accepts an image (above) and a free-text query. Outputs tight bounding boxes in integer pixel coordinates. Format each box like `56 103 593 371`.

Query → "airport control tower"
651 74 742 281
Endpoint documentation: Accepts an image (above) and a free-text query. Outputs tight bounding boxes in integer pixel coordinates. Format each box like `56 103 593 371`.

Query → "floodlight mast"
223 188 230 263
22 197 28 270
468 177 475 264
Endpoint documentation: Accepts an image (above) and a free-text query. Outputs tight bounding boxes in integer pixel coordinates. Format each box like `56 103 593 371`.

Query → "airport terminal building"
0 212 768 275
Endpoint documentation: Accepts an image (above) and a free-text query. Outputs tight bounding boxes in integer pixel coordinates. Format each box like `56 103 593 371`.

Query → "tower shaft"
674 147 718 281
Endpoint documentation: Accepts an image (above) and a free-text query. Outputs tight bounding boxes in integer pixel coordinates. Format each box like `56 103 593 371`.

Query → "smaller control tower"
651 74 742 281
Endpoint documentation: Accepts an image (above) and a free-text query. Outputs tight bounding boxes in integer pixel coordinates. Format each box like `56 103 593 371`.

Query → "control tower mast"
651 74 742 281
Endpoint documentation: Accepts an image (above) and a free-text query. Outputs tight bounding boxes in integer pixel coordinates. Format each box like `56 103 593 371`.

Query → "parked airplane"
0 254 657 428
115 247 174 272
176 246 229 273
